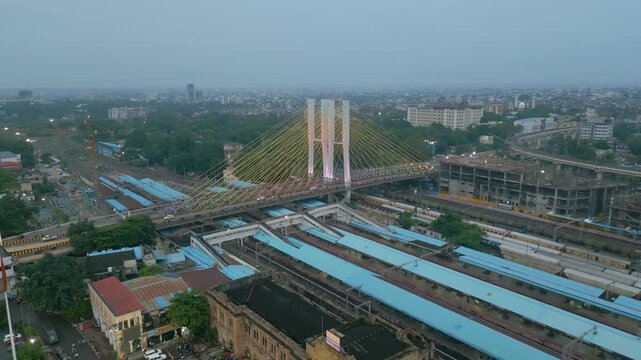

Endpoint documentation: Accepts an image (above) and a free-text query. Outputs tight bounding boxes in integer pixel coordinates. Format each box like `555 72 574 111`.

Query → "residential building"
578 118 613 142
406 106 483 130
439 154 627 218
89 274 190 359
107 107 149 121
86 248 139 279
89 276 144 359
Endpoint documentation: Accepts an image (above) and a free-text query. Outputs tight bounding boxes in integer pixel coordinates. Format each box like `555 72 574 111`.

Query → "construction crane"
84 115 98 191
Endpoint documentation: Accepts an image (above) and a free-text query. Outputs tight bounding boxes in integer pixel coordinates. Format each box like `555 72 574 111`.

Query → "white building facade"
407 107 483 130
578 121 613 142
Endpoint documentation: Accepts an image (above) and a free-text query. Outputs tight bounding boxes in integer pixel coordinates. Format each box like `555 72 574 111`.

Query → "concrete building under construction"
439 154 628 218
609 194 641 231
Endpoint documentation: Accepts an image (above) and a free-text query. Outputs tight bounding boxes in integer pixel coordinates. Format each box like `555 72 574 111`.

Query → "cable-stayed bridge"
161 98 431 227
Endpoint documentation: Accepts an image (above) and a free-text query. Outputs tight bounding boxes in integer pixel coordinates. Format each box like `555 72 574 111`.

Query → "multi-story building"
208 275 422 360
439 154 628 218
89 275 190 359
483 103 506 114
578 119 613 142
406 106 483 130
514 117 554 135
187 83 195 103
89 276 144 359
0 151 22 172
107 107 149 121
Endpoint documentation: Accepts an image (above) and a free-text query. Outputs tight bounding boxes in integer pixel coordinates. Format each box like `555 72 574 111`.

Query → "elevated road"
507 127 641 178
2 169 431 260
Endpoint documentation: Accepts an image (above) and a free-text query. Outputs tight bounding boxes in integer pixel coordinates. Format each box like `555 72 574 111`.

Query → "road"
507 127 641 178
0 299 96 360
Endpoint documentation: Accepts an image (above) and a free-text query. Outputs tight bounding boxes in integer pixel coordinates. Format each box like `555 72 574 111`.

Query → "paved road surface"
0 299 96 360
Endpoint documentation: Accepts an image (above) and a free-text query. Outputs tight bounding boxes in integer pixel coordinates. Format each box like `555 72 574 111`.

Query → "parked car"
4 333 22 345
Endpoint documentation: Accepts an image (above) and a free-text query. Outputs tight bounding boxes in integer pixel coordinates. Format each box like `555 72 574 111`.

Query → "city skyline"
1 0 641 89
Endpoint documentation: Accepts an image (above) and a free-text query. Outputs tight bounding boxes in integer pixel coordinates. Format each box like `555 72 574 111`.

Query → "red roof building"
90 276 143 316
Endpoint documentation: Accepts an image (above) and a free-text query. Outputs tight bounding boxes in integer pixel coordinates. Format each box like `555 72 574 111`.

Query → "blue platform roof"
387 225 447 248
299 199 326 209
100 176 153 207
614 296 641 313
225 179 256 189
456 247 641 322
220 264 256 280
208 186 230 194
252 231 555 360
221 218 247 228
87 245 143 260
179 246 217 269
120 175 188 202
328 228 641 359
265 207 295 218
105 199 128 213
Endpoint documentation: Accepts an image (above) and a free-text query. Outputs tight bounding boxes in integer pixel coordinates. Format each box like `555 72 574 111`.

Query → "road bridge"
507 127 641 178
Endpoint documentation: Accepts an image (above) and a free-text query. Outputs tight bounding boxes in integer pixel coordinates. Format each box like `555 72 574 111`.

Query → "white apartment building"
108 107 149 121
578 120 613 142
407 106 483 130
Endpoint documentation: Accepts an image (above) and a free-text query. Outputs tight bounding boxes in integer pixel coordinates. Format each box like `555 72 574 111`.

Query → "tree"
628 136 641 156
63 298 92 322
16 343 44 360
139 264 164 277
168 291 211 339
51 207 70 223
32 182 56 197
69 216 155 254
68 220 96 255
0 195 35 236
0 168 18 193
431 213 485 250
21 254 87 312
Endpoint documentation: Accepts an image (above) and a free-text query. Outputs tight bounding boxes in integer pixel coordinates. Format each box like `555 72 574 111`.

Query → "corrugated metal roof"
180 268 231 293
91 276 142 316
220 264 255 280
124 275 189 312
253 232 555 360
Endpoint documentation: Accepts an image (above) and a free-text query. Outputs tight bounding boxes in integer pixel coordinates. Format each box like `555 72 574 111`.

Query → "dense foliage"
544 134 597 161
431 213 485 250
0 195 35 236
16 343 44 360
168 291 211 339
63 298 93 322
628 136 641 156
20 254 87 312
32 181 56 197
69 216 156 255
0 168 17 193
139 264 164 277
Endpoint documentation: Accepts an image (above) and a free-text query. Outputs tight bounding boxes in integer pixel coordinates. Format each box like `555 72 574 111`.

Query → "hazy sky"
1 0 640 89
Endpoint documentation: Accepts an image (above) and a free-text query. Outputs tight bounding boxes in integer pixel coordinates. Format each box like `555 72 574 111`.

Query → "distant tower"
186 83 195 103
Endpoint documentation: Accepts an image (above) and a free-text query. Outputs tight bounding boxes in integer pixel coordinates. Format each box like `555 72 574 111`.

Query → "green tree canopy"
0 195 35 236
139 264 164 277
21 254 87 312
628 136 641 156
168 291 211 339
0 168 18 193
431 213 485 250
16 343 44 360
69 216 155 254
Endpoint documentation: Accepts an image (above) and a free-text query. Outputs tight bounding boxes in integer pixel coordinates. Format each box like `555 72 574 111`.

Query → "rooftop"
180 268 231 293
334 321 408 360
0 151 17 158
124 274 190 312
86 249 136 275
90 276 143 316
224 278 341 345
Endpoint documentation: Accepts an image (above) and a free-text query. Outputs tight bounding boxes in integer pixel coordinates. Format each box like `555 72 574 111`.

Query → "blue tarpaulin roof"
252 231 555 360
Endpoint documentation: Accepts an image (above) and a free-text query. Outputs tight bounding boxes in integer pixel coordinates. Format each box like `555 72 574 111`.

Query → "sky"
1 0 640 89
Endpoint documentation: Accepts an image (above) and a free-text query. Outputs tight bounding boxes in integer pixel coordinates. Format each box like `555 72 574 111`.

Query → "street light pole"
4 291 17 360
